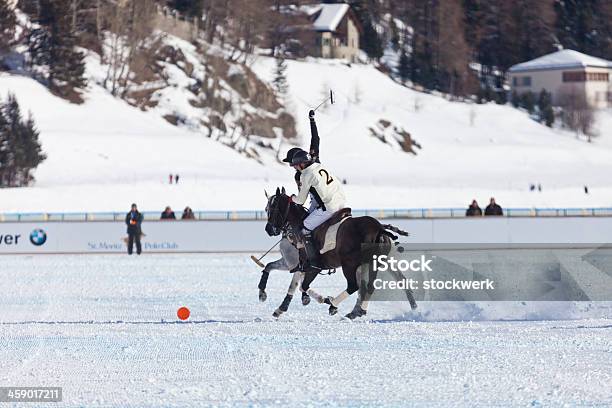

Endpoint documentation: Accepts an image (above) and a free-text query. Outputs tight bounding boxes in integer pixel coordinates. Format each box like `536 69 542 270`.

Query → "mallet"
312 89 335 112
250 238 283 268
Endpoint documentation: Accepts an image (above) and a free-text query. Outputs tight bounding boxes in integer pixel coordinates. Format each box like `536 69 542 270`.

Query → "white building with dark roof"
508 49 612 108
306 3 362 62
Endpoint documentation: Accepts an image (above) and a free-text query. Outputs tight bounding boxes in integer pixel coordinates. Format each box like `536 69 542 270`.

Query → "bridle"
267 194 292 234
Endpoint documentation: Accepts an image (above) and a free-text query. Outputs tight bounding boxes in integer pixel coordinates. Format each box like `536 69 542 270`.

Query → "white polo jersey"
294 162 346 212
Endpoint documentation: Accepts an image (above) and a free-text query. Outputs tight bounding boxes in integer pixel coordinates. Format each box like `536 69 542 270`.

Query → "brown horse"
264 187 417 319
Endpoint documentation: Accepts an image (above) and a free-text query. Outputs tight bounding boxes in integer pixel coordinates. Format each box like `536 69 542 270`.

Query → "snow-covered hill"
1 35 612 212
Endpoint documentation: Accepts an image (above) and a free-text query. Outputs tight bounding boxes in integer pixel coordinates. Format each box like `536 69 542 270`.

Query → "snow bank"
2 40 612 211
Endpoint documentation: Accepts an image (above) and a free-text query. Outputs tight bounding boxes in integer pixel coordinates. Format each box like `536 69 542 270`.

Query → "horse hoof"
302 293 311 306
329 305 338 316
410 302 418 310
323 296 333 305
273 309 283 318
259 290 267 302
345 307 367 320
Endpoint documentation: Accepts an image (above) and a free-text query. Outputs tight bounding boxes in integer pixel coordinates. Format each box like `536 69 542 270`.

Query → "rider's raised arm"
308 110 320 162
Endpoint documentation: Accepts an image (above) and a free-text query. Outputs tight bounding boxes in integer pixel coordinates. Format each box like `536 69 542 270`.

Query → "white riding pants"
303 208 335 231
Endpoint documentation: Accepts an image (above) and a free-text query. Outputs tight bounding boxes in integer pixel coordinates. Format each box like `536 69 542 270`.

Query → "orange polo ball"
177 307 190 321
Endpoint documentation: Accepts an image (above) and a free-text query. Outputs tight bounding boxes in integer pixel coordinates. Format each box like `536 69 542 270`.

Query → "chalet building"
307 3 362 63
508 49 612 108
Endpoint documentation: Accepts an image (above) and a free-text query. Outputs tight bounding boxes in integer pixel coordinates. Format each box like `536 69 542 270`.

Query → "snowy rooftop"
509 49 612 72
312 3 350 32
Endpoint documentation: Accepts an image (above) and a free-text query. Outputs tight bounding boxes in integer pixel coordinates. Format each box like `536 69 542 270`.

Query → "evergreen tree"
0 0 17 53
0 94 45 187
20 113 45 183
520 92 535 114
543 105 555 127
554 0 612 60
27 27 52 75
538 89 555 127
3 94 24 186
511 90 520 108
348 0 383 60
27 0 87 101
168 0 203 18
0 100 10 185
397 47 410 84
462 0 480 44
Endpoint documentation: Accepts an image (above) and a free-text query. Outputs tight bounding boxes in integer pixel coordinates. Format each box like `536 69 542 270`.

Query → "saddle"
312 208 352 254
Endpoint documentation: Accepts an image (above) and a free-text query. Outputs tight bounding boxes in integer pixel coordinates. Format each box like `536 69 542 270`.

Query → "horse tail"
379 224 409 241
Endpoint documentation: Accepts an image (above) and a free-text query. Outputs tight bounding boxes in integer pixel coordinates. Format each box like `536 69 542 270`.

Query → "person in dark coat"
466 200 482 216
181 206 195 220
161 206 176 220
484 197 503 216
125 203 143 255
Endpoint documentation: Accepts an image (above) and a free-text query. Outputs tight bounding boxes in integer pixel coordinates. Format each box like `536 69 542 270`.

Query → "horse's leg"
294 272 323 305
258 258 285 302
273 270 301 318
346 264 370 320
300 270 319 294
295 272 311 306
389 268 418 310
324 260 360 316
258 271 269 302
305 288 325 304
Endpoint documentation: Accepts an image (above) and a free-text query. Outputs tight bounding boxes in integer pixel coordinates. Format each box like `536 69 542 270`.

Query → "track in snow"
0 254 610 407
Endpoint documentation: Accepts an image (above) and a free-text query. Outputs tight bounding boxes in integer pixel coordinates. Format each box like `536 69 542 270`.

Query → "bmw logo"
30 229 47 246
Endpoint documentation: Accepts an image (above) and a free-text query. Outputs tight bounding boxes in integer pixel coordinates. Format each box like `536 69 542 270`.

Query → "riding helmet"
291 150 311 166
282 147 303 163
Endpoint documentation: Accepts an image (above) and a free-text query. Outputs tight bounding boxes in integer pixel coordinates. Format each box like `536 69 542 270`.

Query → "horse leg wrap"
258 271 270 290
331 290 349 307
307 288 324 304
279 294 293 312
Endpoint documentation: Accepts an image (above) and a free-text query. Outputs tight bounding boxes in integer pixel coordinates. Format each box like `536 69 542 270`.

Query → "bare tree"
558 89 597 142
101 0 156 96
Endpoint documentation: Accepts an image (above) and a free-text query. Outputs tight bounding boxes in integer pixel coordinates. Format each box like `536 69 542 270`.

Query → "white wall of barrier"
1 217 611 254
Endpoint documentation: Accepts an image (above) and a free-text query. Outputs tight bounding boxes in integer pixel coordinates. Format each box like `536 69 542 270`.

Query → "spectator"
465 200 482 216
537 183 542 192
484 197 503 216
125 203 143 255
161 206 176 220
182 206 195 220
175 174 180 184
584 185 589 194
169 174 173 184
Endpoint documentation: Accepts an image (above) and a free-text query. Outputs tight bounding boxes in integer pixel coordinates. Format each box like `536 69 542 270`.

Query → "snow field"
0 254 610 407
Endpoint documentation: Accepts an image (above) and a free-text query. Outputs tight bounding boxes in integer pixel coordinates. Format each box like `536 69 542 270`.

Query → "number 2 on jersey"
318 169 334 185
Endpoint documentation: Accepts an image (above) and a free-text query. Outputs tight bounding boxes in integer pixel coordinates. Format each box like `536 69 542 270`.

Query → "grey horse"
258 237 324 318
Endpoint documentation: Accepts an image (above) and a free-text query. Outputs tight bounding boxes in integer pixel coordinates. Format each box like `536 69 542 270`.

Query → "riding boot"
289 247 308 273
293 229 321 273
303 232 322 270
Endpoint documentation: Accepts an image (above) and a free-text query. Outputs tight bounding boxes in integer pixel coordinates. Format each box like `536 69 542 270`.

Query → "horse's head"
265 187 291 236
